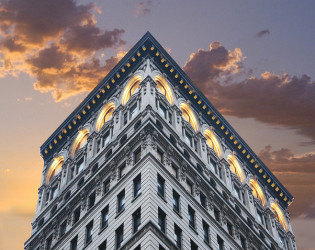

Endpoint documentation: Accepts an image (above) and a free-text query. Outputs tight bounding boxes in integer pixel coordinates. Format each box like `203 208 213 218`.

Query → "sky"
0 0 314 249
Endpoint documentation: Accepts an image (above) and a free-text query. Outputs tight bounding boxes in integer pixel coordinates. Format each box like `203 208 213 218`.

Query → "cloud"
258 146 315 218
136 0 152 17
0 0 125 102
184 44 315 142
255 29 270 38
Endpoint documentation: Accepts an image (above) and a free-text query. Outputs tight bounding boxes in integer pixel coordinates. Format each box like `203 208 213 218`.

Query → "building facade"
25 32 296 250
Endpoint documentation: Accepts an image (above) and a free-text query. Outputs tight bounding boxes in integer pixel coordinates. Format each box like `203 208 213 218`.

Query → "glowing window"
204 129 222 157
155 76 174 104
71 129 89 157
227 155 245 183
250 179 266 206
45 156 64 184
96 102 115 132
180 103 198 132
271 203 288 231
121 75 142 105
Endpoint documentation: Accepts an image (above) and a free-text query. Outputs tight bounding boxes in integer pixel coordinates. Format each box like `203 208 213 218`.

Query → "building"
25 32 296 250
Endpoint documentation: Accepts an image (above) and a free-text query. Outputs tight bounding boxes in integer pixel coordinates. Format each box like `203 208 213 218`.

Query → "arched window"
250 179 266 206
96 102 115 131
45 156 64 184
180 103 198 132
155 76 174 104
271 203 288 231
204 129 222 157
121 75 142 105
71 129 89 157
227 155 245 183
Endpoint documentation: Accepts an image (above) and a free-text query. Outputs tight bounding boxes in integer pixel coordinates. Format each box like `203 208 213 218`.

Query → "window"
214 206 220 222
134 245 141 250
240 234 246 249
217 235 224 250
159 245 166 250
134 120 142 130
227 221 233 236
169 112 172 125
116 224 124 249
130 103 137 119
234 184 240 200
46 236 52 250
77 157 84 173
103 179 110 194
185 132 192 147
188 206 195 228
158 207 166 233
88 192 96 209
200 192 206 209
210 159 217 174
174 224 182 249
70 235 78 250
60 221 67 237
186 180 193 194
70 167 75 180
103 131 110 147
73 206 81 224
101 205 109 228
123 112 128 125
173 190 180 213
119 162 126 179
86 221 93 244
171 163 178 178
279 234 285 249
257 210 263 224
92 164 98 174
134 148 141 164
97 139 101 153
157 148 163 163
117 190 125 213
159 104 167 118
99 239 107 250
133 208 141 233
190 240 198 250
157 174 165 197
51 205 57 216
50 186 58 200
203 220 209 243
133 174 141 197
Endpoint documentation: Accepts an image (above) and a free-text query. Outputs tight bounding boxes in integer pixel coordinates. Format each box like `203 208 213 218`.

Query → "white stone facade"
25 35 296 250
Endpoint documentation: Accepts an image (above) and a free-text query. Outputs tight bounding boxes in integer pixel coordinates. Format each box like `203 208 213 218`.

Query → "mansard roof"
40 31 293 208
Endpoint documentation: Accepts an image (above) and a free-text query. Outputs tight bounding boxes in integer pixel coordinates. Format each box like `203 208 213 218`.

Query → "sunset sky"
0 0 315 249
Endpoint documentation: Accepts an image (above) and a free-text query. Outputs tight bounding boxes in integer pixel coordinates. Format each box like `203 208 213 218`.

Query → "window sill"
131 192 142 203
83 239 92 249
173 208 182 218
115 208 125 219
157 192 167 203
204 240 212 249
189 224 198 235
98 224 108 235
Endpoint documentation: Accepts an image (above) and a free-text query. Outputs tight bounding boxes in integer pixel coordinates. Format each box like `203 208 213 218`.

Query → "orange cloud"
258 146 315 218
0 0 126 102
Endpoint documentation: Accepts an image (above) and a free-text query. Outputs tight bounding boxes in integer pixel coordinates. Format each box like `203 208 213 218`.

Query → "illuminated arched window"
71 129 89 157
121 75 142 105
250 179 266 206
45 156 64 184
271 203 288 231
96 102 115 131
204 129 222 157
180 103 198 132
227 155 245 183
155 76 174 104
